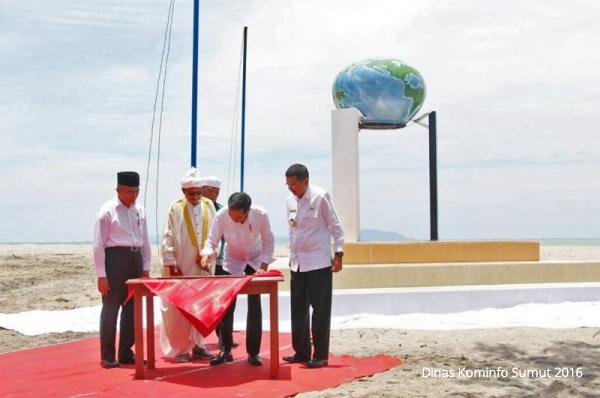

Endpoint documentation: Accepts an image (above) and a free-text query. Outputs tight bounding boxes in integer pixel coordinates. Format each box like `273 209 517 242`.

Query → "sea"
1 237 599 246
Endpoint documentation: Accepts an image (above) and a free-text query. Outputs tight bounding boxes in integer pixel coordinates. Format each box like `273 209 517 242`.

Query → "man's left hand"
332 256 343 273
255 263 269 274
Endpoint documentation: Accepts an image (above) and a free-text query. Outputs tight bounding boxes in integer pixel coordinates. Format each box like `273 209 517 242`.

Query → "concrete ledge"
332 261 600 289
271 258 600 290
344 240 540 264
234 282 600 324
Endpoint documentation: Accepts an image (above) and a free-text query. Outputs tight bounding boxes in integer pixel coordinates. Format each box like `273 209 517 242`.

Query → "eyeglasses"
118 187 140 194
185 191 202 196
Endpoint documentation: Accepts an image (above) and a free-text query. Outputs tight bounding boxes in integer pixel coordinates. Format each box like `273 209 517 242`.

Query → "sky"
1 0 599 242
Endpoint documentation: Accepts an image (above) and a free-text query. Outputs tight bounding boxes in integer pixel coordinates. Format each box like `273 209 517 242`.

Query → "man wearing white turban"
199 175 221 201
199 176 224 269
159 168 217 362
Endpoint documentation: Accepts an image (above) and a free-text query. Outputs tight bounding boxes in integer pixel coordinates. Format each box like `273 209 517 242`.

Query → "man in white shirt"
199 175 240 349
159 168 216 362
93 171 151 369
200 192 275 366
282 163 344 369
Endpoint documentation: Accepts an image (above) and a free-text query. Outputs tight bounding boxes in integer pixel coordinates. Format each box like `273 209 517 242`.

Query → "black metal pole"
428 111 438 240
240 26 247 192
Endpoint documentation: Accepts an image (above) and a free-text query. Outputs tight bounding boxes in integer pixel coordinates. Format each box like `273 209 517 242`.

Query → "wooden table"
126 276 284 379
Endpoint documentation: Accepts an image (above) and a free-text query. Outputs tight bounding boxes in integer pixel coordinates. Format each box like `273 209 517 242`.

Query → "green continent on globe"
333 58 426 126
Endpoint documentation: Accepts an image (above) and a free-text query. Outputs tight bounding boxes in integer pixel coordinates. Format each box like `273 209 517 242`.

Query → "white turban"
180 168 203 188
200 175 222 189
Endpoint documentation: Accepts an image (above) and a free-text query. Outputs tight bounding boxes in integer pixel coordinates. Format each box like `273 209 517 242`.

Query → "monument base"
344 240 540 264
269 240 600 289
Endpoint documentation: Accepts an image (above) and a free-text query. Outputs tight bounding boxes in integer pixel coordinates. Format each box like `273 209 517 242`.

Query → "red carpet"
0 329 401 397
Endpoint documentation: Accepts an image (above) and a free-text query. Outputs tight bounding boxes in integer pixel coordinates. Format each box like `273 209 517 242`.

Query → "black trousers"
99 248 143 361
215 264 262 356
290 266 333 361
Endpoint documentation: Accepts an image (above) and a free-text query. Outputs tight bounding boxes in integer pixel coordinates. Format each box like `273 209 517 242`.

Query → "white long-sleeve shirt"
287 185 344 272
201 205 275 276
93 196 151 277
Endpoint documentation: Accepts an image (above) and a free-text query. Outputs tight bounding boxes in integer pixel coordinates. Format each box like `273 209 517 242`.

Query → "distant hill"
360 229 410 241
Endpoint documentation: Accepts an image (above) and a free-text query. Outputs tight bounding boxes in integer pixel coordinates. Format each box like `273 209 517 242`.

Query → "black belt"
106 246 141 252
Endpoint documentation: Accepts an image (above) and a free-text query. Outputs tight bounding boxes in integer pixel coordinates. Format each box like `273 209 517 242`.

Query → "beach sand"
1 243 600 396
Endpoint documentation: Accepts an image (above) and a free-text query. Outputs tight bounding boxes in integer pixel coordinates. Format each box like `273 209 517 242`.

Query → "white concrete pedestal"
331 108 362 242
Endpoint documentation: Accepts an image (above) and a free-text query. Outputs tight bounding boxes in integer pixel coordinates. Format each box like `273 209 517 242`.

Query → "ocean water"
539 238 600 246
1 237 599 246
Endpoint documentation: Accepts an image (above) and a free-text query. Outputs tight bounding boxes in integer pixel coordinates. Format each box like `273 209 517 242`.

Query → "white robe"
159 197 216 358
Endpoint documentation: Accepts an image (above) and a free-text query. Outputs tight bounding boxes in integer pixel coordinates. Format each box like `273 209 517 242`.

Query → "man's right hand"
200 255 211 272
97 277 109 296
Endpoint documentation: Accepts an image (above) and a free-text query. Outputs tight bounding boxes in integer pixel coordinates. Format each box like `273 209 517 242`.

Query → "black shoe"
192 346 215 360
118 357 136 365
247 354 262 366
174 353 190 363
101 359 119 369
282 354 308 364
307 359 328 368
210 350 233 366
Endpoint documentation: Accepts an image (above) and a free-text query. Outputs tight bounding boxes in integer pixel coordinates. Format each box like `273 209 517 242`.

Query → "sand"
1 243 600 397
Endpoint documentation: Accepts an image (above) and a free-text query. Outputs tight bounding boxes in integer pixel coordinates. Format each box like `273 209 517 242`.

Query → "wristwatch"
334 251 344 258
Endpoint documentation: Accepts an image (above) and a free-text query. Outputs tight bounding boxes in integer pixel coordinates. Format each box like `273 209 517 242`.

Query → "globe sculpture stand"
331 58 432 242
331 108 438 243
330 59 539 265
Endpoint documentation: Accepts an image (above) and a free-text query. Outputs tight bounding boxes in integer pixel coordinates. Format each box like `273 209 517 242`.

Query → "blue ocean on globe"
333 58 426 126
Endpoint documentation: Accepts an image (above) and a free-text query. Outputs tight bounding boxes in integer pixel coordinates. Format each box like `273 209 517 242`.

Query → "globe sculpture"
332 58 426 127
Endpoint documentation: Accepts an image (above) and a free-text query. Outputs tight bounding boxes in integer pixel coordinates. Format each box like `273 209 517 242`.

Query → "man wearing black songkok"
93 171 151 368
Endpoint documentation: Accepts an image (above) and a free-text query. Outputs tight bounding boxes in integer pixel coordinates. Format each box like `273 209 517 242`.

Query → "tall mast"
240 26 248 191
190 0 200 167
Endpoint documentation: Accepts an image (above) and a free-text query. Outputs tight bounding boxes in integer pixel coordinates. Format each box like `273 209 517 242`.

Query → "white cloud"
1 0 599 241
